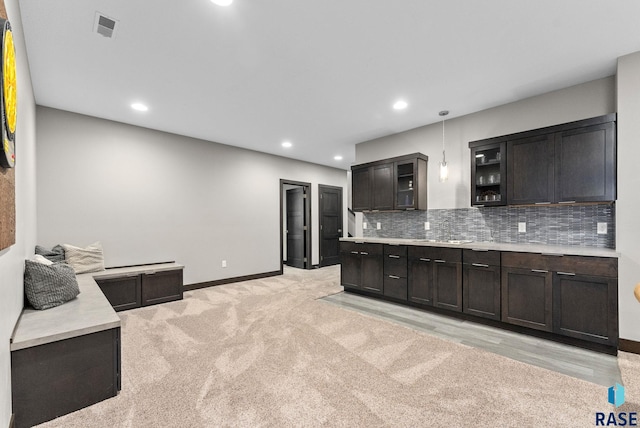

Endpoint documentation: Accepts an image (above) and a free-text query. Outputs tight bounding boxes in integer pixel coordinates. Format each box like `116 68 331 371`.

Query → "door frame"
280 179 312 272
318 184 343 267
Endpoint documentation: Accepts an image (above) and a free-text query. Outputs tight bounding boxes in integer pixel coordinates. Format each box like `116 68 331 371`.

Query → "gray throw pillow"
35 244 66 263
24 260 80 310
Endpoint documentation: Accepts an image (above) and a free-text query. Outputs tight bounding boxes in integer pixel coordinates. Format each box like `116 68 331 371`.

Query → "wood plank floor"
321 291 621 387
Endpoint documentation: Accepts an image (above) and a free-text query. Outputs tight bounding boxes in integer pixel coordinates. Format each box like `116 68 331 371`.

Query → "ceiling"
17 0 640 169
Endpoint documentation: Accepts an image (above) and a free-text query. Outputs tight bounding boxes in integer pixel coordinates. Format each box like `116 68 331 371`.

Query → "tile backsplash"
362 204 615 249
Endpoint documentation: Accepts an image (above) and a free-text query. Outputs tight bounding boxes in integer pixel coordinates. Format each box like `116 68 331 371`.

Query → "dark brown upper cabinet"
469 114 616 206
351 153 428 212
470 142 507 206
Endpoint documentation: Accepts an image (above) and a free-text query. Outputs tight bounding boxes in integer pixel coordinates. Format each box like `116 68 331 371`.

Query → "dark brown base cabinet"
501 266 553 332
384 245 408 300
97 274 142 311
553 272 618 345
96 268 183 312
407 247 462 311
432 249 462 312
339 242 383 294
142 269 184 306
463 250 501 320
501 252 618 346
11 328 121 428
341 242 619 352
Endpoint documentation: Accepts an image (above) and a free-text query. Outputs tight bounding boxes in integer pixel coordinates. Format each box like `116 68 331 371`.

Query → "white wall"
355 77 616 209
36 107 348 285
0 1 37 426
616 51 640 342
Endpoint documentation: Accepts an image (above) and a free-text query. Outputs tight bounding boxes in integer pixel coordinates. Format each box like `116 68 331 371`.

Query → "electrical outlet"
376 222 381 230
518 222 526 233
363 222 367 229
221 260 227 268
425 222 430 230
597 222 608 235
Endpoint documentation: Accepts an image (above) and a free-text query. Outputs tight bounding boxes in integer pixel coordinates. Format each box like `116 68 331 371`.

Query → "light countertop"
340 237 619 258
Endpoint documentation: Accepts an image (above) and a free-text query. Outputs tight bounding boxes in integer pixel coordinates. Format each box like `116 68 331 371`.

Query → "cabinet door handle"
558 201 576 204
360 252 369 255
388 255 400 259
472 263 489 268
350 251 359 254
419 258 431 262
534 202 551 205
531 269 548 273
434 259 446 263
557 271 576 276
388 275 400 279
471 249 489 252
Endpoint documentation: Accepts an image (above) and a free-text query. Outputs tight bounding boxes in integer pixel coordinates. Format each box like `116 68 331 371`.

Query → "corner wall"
35 107 348 285
616 51 640 342
0 1 37 426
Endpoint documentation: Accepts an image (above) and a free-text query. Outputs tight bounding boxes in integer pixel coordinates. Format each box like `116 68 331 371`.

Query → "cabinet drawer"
463 249 500 266
340 242 383 256
384 245 407 258
502 252 617 277
384 245 408 276
384 275 408 300
409 246 462 263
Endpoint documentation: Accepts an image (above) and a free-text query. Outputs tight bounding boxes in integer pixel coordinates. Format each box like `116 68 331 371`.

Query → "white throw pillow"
31 254 54 266
62 241 105 274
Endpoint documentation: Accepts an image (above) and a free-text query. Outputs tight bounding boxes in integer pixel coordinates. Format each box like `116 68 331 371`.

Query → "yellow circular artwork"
0 18 16 169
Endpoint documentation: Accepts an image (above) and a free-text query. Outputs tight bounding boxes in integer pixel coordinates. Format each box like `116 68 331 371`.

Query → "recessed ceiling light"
211 0 233 6
334 155 343 161
131 103 148 112
393 100 408 110
281 141 292 148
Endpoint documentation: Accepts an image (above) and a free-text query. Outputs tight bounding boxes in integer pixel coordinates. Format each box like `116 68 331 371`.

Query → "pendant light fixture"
439 110 449 182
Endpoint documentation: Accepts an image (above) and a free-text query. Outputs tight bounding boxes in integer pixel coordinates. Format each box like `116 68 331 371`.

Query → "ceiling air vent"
94 13 118 38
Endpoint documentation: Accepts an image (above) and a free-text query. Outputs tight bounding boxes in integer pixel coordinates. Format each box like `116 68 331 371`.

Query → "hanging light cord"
441 118 446 164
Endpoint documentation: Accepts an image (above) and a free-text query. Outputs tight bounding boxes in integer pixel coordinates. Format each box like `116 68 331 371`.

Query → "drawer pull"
472 263 489 268
558 200 576 204
388 275 400 279
434 259 446 263
471 249 489 252
388 254 400 259
360 252 369 255
350 251 359 254
145 271 157 275
557 271 576 276
535 202 551 205
531 269 548 273
419 258 431 262
541 253 564 257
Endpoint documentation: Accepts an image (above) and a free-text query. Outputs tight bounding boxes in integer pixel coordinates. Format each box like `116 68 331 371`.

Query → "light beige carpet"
38 265 640 427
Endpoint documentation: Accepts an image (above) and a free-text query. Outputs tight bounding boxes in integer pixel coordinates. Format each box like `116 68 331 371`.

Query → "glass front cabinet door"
470 142 506 207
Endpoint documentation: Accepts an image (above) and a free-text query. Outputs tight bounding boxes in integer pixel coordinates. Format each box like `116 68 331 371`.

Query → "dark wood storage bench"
93 263 184 311
10 273 122 428
10 262 184 427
